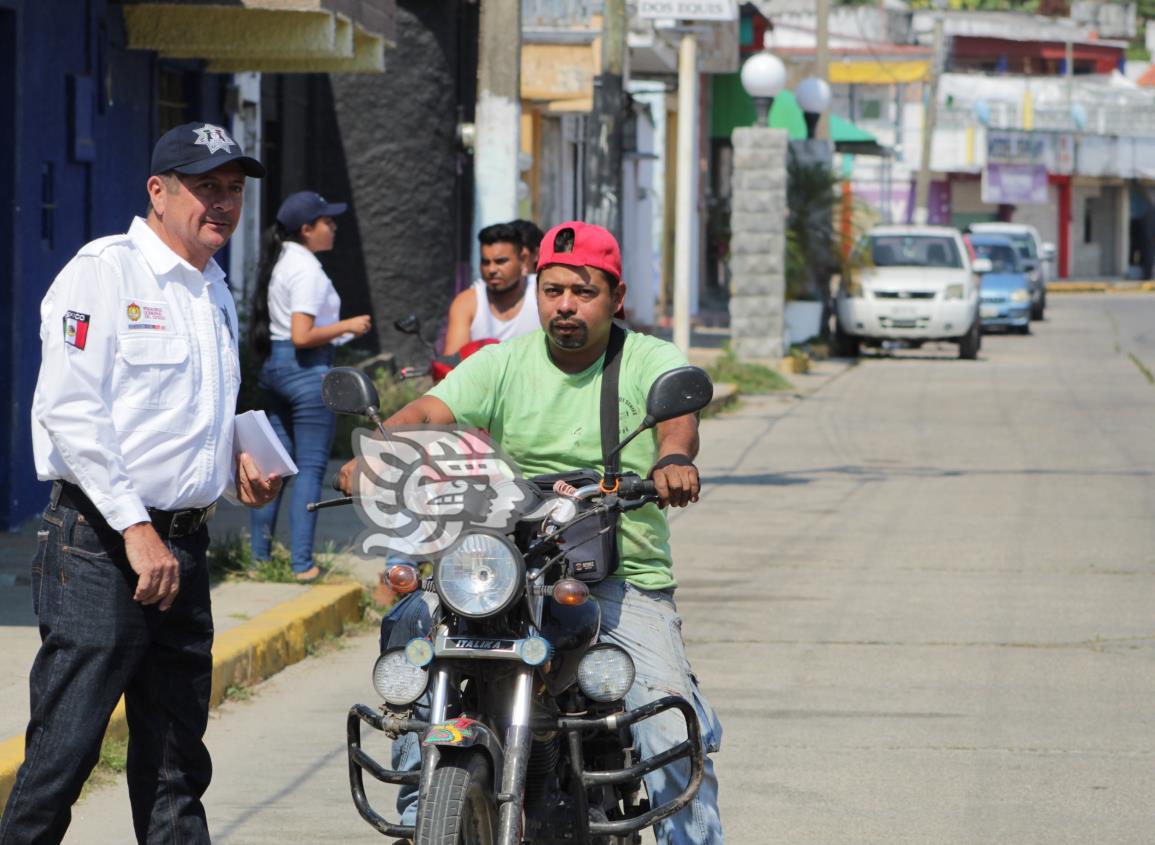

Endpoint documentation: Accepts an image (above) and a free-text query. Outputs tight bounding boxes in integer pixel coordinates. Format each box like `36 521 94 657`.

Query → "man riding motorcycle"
338 221 723 844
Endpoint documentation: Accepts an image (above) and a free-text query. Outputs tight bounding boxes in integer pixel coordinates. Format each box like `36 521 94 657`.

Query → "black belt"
51 481 216 539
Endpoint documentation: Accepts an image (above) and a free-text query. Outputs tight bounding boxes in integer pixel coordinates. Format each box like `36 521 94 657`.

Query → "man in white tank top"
444 221 543 355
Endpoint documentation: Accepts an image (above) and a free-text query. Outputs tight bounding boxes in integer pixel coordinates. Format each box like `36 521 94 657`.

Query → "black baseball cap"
150 121 266 178
276 191 348 231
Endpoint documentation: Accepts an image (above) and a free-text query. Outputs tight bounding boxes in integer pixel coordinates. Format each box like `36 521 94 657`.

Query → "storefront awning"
712 76 887 156
121 0 394 73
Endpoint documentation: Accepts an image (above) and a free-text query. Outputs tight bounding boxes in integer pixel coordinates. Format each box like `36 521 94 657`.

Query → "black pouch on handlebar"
523 323 627 583
525 470 613 582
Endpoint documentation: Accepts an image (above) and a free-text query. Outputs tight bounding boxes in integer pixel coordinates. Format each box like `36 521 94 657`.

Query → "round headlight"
577 645 636 703
435 532 524 618
372 648 429 706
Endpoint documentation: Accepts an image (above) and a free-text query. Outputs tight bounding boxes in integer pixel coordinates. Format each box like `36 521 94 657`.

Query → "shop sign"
637 0 737 20
982 163 1049 205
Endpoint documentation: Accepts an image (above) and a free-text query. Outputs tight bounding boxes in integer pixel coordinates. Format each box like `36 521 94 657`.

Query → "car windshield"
972 243 1021 273
1009 234 1036 259
866 235 963 269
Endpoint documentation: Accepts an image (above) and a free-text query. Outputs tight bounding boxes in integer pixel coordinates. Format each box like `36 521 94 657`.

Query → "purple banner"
981 163 1048 205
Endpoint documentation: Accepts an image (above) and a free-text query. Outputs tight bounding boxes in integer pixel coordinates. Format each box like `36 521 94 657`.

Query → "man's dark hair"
478 222 524 250
510 219 544 252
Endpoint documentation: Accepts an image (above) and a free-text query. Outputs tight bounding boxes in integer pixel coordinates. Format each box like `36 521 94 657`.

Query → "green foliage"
224 684 252 702
99 736 128 773
707 346 794 394
1126 42 1151 61
786 152 841 303
207 532 337 583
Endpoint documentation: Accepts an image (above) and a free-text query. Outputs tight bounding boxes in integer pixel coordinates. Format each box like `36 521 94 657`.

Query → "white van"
834 226 984 360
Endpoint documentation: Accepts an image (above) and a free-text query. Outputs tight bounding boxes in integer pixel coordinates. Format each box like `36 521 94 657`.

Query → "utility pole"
474 0 521 267
815 0 830 141
584 0 626 241
673 30 697 354
913 12 944 225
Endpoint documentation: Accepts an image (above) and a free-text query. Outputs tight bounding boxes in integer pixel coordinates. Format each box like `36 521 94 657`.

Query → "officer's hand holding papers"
233 410 294 506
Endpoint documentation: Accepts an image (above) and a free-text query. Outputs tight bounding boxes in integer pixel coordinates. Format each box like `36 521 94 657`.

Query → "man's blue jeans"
250 341 337 573
382 579 725 845
0 501 214 845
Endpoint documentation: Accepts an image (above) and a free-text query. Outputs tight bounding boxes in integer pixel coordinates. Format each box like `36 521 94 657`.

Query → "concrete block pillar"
728 127 788 360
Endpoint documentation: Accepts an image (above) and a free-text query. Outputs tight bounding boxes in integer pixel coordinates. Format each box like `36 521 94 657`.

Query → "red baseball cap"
537 221 622 280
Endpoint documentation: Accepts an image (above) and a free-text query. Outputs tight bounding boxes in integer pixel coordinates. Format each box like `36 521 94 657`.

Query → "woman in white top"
249 191 372 581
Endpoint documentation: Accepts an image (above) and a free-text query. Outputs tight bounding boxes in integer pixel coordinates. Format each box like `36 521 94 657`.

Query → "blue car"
966 234 1032 334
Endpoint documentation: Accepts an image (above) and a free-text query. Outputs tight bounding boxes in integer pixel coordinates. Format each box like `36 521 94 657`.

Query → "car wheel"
832 321 860 358
959 318 980 360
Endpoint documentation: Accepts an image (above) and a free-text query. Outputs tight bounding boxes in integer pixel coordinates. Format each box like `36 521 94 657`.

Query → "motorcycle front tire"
416 749 499 845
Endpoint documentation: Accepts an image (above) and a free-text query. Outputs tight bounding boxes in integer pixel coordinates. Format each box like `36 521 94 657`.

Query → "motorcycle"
313 364 714 844
392 313 498 383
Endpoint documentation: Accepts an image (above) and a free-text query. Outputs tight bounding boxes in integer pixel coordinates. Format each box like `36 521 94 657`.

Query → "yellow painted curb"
0 581 363 811
209 582 363 707
1047 281 1155 294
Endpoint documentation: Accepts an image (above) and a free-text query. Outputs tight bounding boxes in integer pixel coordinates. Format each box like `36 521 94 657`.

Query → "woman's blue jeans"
249 341 336 573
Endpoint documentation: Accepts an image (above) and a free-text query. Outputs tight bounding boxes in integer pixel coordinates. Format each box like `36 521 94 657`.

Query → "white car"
834 226 984 360
968 222 1054 320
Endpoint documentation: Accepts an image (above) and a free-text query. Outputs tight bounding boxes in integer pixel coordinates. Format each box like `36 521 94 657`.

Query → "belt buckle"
169 510 194 538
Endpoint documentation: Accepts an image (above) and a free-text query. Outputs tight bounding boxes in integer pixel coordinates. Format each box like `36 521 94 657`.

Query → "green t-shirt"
428 329 688 591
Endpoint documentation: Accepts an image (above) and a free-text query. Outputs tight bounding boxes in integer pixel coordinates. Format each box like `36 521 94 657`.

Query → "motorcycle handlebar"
306 496 354 513
330 471 345 493
616 476 657 499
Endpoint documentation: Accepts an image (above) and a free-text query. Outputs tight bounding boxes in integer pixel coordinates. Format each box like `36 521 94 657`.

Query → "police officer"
0 122 281 845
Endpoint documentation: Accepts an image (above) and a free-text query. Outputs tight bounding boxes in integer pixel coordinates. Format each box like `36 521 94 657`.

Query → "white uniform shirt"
267 241 342 342
32 217 241 532
468 274 540 342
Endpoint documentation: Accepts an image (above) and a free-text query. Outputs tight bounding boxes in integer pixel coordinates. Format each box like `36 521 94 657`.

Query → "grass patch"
77 736 128 801
706 346 794 394
206 533 340 583
1129 352 1155 386
224 684 252 703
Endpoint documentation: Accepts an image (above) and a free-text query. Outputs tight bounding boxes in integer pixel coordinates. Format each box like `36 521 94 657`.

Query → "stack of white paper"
234 410 299 478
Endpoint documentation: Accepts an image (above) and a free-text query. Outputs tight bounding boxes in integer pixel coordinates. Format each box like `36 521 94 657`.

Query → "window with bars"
158 67 189 133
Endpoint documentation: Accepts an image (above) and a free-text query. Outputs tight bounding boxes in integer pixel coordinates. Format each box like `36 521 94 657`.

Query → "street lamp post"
795 76 832 140
739 50 786 127
728 48 790 362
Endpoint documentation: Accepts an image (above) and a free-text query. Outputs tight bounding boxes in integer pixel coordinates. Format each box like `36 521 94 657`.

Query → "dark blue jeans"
0 502 214 845
249 341 337 572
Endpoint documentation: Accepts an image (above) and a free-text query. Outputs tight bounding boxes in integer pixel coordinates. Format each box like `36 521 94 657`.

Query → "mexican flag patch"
64 311 90 350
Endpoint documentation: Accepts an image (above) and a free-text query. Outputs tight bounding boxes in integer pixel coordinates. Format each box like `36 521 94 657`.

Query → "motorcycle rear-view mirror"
605 366 713 467
645 366 714 425
322 367 381 416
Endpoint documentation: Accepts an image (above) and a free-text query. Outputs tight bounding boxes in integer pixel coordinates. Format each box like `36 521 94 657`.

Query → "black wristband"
650 453 695 475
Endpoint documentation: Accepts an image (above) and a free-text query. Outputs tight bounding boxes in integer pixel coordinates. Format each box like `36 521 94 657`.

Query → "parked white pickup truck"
834 225 984 360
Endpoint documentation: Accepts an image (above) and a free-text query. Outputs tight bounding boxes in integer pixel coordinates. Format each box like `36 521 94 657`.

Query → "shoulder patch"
63 311 90 350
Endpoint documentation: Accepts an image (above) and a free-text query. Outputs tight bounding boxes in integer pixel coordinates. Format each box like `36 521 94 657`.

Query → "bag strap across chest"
600 322 627 477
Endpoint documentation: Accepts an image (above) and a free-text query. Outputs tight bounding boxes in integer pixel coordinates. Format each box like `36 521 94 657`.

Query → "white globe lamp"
740 51 787 126
795 77 832 139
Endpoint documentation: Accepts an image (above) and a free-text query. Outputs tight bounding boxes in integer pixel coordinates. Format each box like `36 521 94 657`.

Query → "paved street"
63 293 1155 843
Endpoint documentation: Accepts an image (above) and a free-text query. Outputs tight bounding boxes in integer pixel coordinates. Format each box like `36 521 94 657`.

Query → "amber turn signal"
552 578 589 606
387 564 420 594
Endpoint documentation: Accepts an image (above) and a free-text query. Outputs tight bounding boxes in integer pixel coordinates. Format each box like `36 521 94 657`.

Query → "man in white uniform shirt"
0 122 280 845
